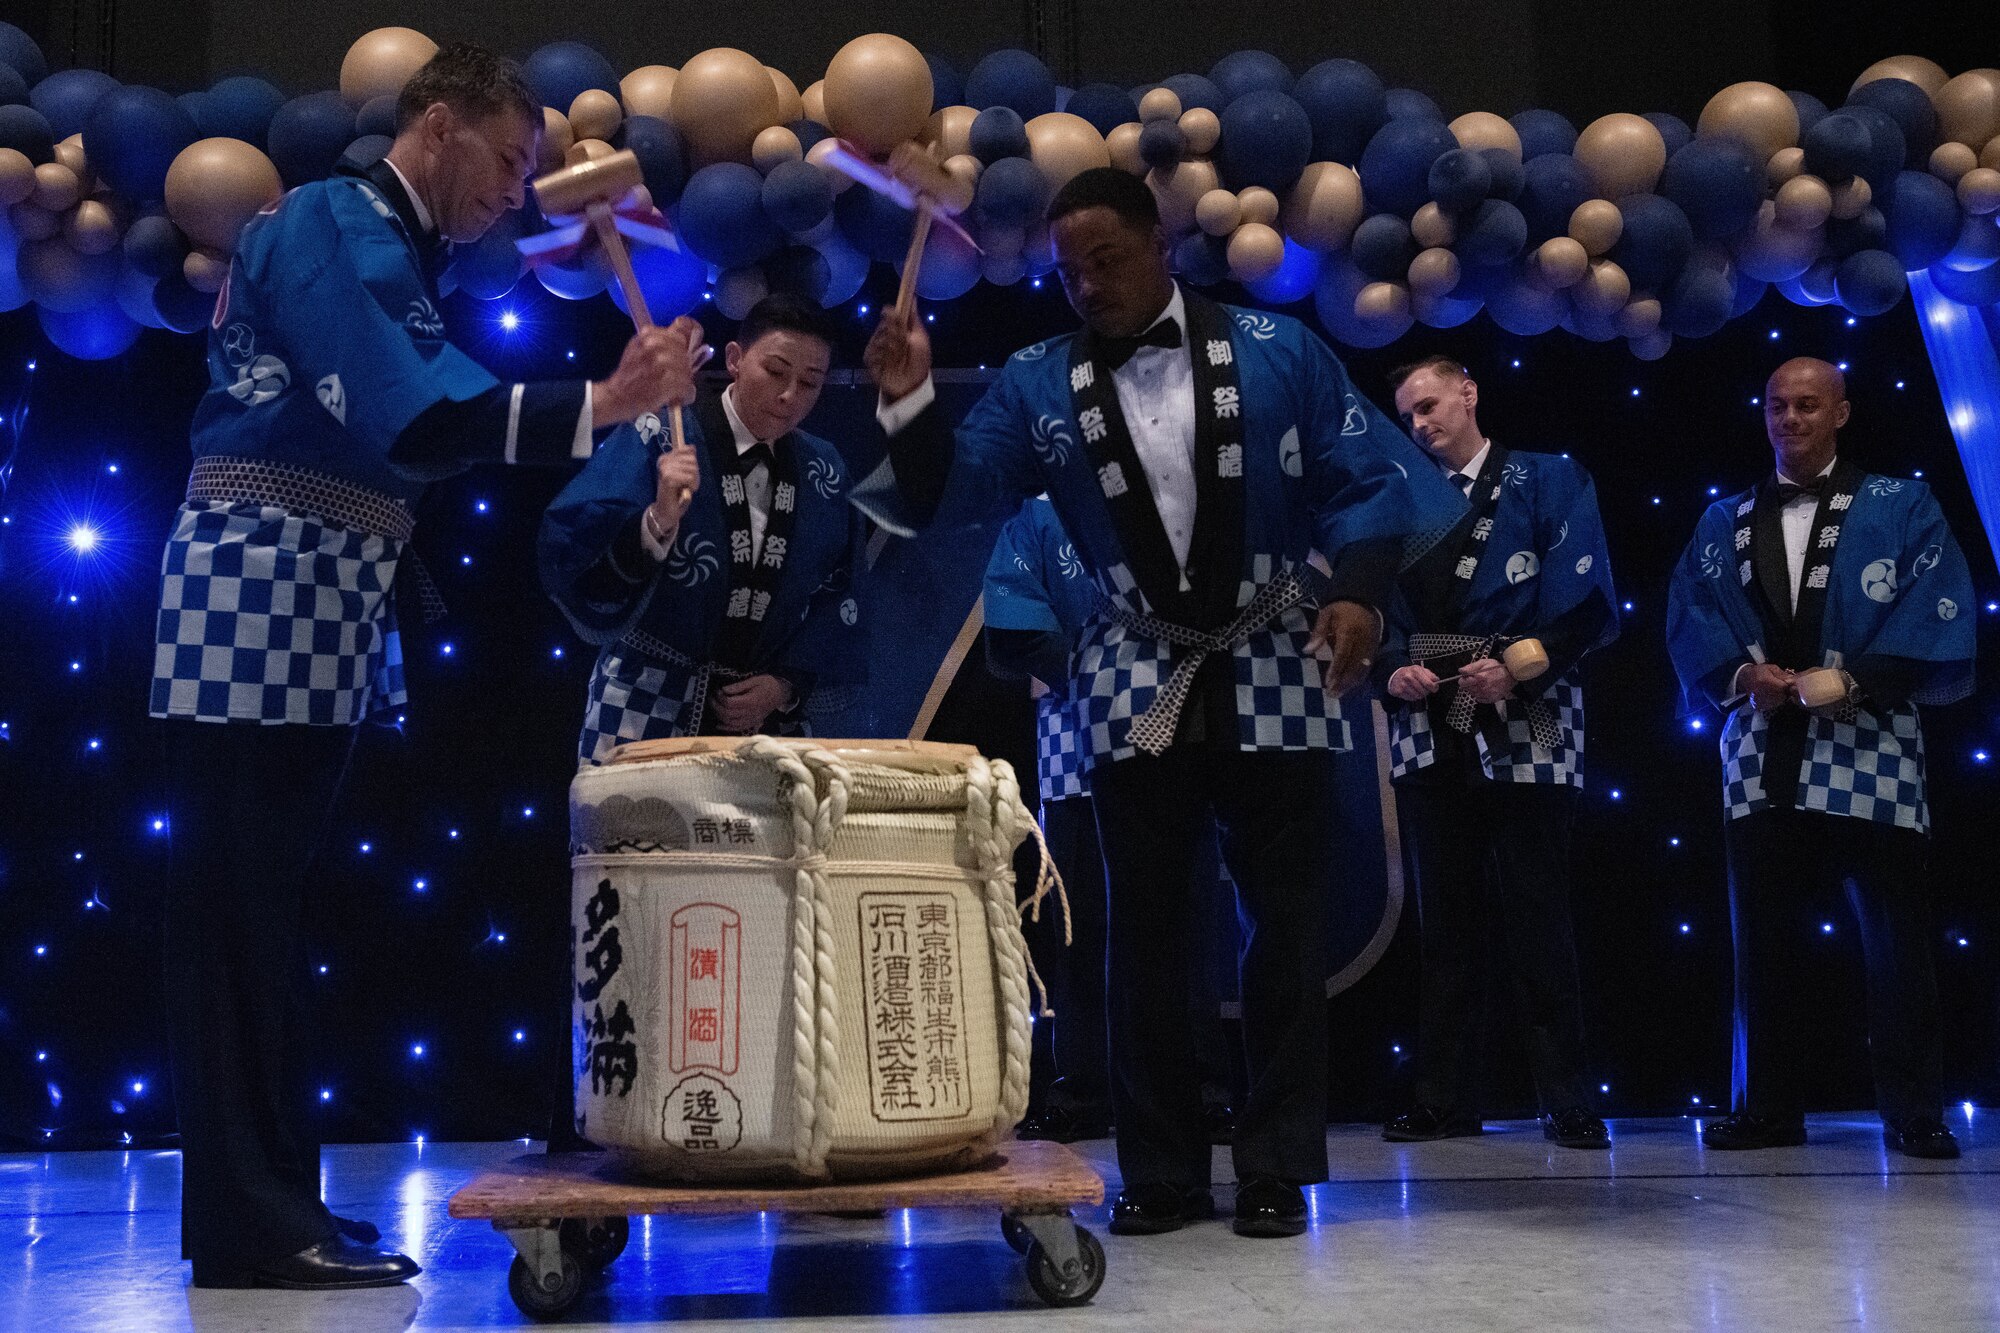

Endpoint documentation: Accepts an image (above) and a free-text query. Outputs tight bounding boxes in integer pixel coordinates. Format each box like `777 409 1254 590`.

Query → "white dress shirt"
643 385 772 561
1446 440 1493 493
1777 456 1838 613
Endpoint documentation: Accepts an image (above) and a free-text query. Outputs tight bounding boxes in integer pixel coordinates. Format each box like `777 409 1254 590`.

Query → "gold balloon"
1107 122 1147 175
55 135 92 193
568 89 623 144
65 199 120 255
1283 161 1364 250
1450 111 1521 161
9 202 58 241
339 27 438 107
1568 199 1623 255
1736 201 1823 282
1960 167 2000 215
673 48 784 165
823 34 933 158
1407 247 1460 298
1931 141 1977 184
1179 108 1221 155
1227 221 1286 282
1697 82 1799 162
1196 188 1242 236
620 66 678 121
1149 157 1220 235
1829 175 1872 219
538 109 574 176
1767 146 1806 186
19 236 114 310
184 247 231 294
1575 114 1667 198
714 264 769 320
1985 136 2000 171
1410 200 1455 248
943 153 982 196
1935 71 2000 150
1237 186 1279 226
802 80 827 126
806 137 855 193
1774 174 1833 229
1615 297 1662 338
1533 235 1590 288
927 107 978 160
769 68 805 124
164 138 283 252
1354 280 1410 321
752 125 804 172
1852 56 1949 97
1139 88 1182 124
1026 112 1110 193
0 147 33 207
32 163 80 213
1574 259 1631 316
566 138 615 168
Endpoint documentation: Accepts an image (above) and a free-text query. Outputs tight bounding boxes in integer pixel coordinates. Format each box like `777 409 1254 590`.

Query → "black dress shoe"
1016 1104 1113 1143
1108 1183 1215 1236
1883 1117 1961 1160
1701 1112 1807 1150
1382 1106 1482 1142
193 1234 422 1290
1231 1176 1307 1239
333 1215 380 1244
1542 1107 1610 1149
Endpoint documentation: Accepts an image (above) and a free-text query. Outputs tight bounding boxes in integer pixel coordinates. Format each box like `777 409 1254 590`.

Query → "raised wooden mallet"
822 140 979 321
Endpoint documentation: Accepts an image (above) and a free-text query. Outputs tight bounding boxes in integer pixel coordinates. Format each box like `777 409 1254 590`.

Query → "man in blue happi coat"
150 45 704 1289
864 168 1464 1237
1668 357 1976 1159
1371 356 1618 1151
540 294 867 764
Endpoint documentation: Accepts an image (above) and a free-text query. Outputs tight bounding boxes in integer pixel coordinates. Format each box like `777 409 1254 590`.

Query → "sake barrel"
569 735 1036 1182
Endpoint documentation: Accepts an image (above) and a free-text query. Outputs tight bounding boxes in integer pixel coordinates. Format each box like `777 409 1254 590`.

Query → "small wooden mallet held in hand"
1792 666 1848 710
822 140 979 322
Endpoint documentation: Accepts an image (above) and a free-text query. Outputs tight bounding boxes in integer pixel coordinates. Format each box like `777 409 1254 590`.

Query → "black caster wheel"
1000 1213 1035 1255
558 1214 630 1272
1025 1226 1105 1307
508 1251 585 1321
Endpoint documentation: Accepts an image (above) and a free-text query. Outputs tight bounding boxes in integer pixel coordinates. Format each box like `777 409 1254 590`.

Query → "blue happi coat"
1667 467 1975 832
1380 449 1618 787
540 395 868 765
984 497 1099 802
860 296 1465 770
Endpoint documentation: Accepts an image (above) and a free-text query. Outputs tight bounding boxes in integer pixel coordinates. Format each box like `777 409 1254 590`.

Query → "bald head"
1764 357 1851 480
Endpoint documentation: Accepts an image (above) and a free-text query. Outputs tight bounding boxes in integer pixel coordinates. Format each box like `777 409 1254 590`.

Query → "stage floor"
4 1112 1996 1331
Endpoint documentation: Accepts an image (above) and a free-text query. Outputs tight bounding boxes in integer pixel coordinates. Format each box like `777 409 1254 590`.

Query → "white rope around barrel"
962 755 1037 1134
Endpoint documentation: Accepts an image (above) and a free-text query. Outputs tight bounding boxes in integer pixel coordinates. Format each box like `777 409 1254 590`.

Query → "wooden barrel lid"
608 736 981 768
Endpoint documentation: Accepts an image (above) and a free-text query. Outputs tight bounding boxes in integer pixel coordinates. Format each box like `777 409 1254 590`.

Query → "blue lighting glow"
410 1043 426 1058
413 878 428 893
513 1030 526 1043
551 645 564 658
65 524 99 553
1974 750 1990 764
1821 922 1834 934
1609 789 1622 800
1630 387 1641 397
440 642 454 656
1688 718 1704 732
857 304 871 316
475 500 489 514
1768 329 1780 340
1679 923 1691 934
499 310 521 333
521 805 535 818
320 1088 333 1102
1670 837 1682 847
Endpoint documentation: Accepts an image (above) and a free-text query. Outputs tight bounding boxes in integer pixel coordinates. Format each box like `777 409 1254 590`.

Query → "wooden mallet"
1793 666 1848 710
821 140 979 321
1501 637 1550 682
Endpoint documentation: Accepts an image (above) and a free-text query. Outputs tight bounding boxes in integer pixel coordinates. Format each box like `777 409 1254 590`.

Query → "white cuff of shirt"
569 384 596 460
639 506 675 561
1724 661 1752 708
876 378 936 435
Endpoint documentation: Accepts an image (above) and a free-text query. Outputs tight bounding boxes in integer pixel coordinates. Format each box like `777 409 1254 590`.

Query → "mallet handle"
590 201 690 488
894 204 934 322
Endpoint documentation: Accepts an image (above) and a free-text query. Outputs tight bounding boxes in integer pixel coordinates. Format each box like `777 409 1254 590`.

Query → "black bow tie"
1099 317 1182 370
1775 475 1828 503
737 442 775 474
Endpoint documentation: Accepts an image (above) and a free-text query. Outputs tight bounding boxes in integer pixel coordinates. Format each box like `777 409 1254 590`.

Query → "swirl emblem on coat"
840 597 859 626
1013 341 1049 362
1549 520 1570 551
405 298 445 339
1860 558 1898 604
1699 542 1725 579
1278 427 1303 477
1574 554 1593 575
666 532 720 587
634 413 662 447
1233 311 1278 341
1031 414 1074 465
1502 461 1530 488
1867 477 1905 497
221 322 257 366
227 354 291 405
1938 597 1958 621
1013 554 1033 574
806 455 842 499
1912 543 1942 578
1504 551 1540 584
1340 394 1366 435
1056 542 1083 580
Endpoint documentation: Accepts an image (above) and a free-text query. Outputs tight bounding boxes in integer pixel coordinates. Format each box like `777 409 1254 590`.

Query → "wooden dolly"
447 1140 1108 1321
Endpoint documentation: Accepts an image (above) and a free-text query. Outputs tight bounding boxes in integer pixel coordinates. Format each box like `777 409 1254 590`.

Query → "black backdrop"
2 6 1998 1148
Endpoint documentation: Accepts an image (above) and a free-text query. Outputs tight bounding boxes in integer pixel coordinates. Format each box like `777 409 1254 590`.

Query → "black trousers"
1724 808 1943 1124
162 718 356 1271
1396 779 1592 1117
1091 745 1332 1191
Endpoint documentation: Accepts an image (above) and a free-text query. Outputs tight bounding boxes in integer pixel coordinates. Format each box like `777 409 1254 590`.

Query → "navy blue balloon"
202 75 284 147
1802 111 1873 183
268 92 357 188
1610 194 1694 292
1350 213 1416 281
1358 116 1459 215
152 269 216 332
177 91 207 128
523 41 618 113
1138 119 1186 171
974 155 1048 229
1428 148 1493 213
1929 257 2000 306
1659 137 1763 240
966 49 1057 118
1788 90 1829 137
678 163 781 270
1385 88 1443 122
0 21 48 85
84 86 198 204
1518 154 1593 243
451 206 529 300
619 115 687 209
1292 59 1387 165
1479 148 1524 202
1452 260 1514 304
0 102 53 163
789 119 830 152
0 63 26 109
1847 79 1936 165
1173 231 1229 286
1160 73 1225 114
766 244 832 304
969 106 1030 164
123 214 188 279
1731 269 1770 317
1839 103 1906 191
924 54 963 112
1244 239 1322 304
1218 90 1312 192
609 236 709 320
1644 113 1693 157
1662 262 1733 337
39 300 140 360
761 159 833 233
1457 199 1528 266
835 182 917 263
1835 248 1907 315
31 68 117 141
1066 83 1139 134
1510 109 1577 160
1943 213 2000 272
338 134 393 172
1879 169 1961 269
1210 51 1291 102
355 94 399 140
1825 206 1888 259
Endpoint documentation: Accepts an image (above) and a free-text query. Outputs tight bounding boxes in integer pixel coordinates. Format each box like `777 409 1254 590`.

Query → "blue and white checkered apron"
1720 698 1929 833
